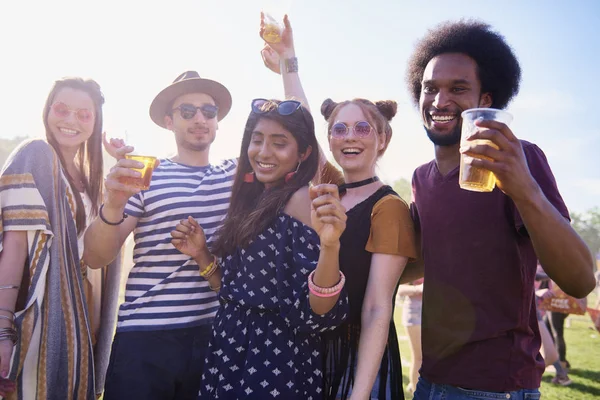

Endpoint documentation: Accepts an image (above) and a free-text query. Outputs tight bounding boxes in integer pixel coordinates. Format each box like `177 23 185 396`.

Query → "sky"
1 0 599 213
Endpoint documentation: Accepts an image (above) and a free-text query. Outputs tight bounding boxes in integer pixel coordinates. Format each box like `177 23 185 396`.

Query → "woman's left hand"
310 184 347 248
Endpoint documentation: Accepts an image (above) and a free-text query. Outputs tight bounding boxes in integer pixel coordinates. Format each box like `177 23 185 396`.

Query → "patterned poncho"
0 140 95 400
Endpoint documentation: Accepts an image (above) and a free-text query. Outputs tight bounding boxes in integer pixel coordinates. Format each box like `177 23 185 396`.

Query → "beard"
424 119 462 147
175 126 214 152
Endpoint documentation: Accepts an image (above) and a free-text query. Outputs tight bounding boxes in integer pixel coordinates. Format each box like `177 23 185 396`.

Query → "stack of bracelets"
0 284 19 346
307 270 346 297
199 256 221 292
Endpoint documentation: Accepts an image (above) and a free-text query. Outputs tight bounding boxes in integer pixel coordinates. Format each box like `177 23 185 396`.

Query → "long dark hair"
43 77 105 233
212 100 319 257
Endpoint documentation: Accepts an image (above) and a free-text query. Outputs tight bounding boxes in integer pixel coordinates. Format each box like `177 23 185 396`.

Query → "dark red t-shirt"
411 140 569 391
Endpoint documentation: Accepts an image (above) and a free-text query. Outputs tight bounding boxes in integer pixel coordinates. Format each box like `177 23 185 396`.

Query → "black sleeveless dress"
322 185 405 400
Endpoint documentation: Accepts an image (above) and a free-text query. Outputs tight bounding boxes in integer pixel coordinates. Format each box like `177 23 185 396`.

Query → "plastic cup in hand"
459 108 513 192
262 12 283 44
118 155 157 191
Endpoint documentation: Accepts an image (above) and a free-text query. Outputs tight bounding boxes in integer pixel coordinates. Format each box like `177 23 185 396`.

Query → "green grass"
394 291 600 399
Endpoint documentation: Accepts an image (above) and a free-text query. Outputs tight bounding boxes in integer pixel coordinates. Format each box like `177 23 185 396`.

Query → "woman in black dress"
321 99 418 400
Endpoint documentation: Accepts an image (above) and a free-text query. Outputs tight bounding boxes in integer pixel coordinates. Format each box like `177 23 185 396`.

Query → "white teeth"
431 115 455 122
59 128 78 136
257 162 276 168
342 148 362 155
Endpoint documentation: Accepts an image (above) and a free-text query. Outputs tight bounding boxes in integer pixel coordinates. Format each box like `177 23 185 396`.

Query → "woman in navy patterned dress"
171 98 349 399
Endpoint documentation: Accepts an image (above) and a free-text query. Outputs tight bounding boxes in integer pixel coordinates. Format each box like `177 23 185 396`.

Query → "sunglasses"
52 102 94 124
330 121 374 139
251 98 302 116
172 103 219 120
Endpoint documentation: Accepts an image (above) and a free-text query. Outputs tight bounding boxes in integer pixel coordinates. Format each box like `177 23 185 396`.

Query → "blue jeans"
413 377 540 400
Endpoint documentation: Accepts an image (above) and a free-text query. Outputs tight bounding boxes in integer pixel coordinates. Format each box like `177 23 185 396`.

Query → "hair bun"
320 98 338 120
375 100 398 121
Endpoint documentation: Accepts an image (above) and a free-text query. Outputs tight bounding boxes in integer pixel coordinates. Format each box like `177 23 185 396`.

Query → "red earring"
244 172 255 183
285 162 301 183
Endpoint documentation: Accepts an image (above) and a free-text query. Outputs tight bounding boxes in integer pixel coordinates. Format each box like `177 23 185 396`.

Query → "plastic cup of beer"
262 11 283 44
459 108 513 192
119 154 157 191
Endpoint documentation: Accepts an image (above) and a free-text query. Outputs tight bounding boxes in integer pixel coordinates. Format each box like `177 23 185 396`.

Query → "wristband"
99 204 128 226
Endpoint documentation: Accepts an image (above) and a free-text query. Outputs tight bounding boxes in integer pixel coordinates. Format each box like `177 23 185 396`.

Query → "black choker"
339 176 379 194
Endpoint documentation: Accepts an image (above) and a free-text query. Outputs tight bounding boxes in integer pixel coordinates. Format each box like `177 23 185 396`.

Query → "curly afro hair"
406 20 521 109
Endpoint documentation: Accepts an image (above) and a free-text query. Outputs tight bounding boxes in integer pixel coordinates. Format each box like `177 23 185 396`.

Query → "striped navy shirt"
118 158 237 332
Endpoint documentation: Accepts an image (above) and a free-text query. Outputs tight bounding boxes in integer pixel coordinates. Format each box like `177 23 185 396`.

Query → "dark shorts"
103 324 212 400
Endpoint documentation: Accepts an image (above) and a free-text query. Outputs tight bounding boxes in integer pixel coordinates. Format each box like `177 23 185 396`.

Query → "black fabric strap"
338 176 379 194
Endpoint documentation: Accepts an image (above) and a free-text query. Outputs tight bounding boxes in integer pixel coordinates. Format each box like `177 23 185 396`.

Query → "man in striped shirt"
84 71 237 399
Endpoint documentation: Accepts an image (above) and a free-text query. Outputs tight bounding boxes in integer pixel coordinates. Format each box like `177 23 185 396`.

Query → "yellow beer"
459 139 498 192
459 108 513 193
119 155 157 190
262 22 282 43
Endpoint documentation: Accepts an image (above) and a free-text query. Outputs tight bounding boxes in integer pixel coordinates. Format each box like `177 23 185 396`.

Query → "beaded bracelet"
308 270 345 298
199 256 218 278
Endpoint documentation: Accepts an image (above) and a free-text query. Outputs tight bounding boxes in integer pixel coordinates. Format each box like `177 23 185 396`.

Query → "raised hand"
170 216 208 258
259 13 295 56
460 120 539 203
103 145 148 210
309 184 347 248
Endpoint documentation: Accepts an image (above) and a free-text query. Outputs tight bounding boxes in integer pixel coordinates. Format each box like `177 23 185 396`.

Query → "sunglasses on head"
330 121 374 139
52 102 94 124
172 103 219 120
251 98 302 116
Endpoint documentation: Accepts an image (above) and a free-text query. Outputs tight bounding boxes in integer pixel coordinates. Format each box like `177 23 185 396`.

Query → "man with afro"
402 20 596 399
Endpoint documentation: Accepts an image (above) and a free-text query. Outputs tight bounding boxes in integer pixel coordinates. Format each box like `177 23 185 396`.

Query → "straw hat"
149 71 232 128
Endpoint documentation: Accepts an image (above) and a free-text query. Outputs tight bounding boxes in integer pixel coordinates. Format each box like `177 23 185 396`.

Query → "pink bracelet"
308 270 345 298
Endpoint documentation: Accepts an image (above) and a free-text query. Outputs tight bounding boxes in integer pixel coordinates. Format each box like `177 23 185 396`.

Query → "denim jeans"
413 377 540 400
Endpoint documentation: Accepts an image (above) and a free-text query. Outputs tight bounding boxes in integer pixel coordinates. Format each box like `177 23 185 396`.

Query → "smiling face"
165 92 218 152
247 118 309 188
328 103 384 180
46 87 96 154
419 52 492 146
